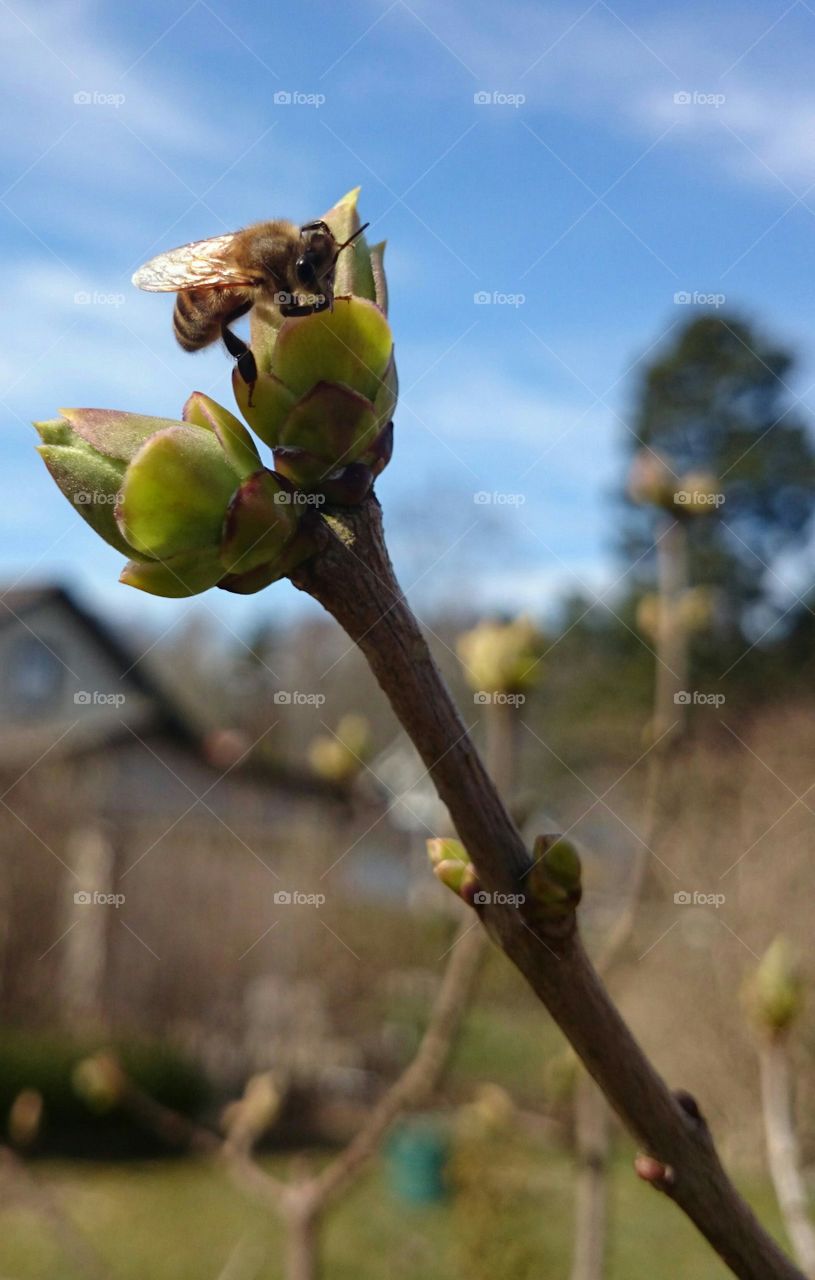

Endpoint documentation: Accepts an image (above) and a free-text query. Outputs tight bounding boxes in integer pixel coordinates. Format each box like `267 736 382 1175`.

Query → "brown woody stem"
289 496 803 1280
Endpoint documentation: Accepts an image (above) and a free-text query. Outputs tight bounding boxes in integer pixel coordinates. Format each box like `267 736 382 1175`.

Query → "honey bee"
132 218 369 384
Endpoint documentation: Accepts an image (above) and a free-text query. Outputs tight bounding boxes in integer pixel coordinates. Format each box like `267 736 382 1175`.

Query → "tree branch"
289 496 804 1280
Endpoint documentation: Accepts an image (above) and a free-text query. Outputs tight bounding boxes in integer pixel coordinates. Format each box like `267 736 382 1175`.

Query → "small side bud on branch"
427 837 479 903
524 834 583 927
634 1153 675 1190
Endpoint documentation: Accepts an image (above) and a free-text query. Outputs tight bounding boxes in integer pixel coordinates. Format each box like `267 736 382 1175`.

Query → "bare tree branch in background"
74 902 483 1280
0 1145 112 1280
745 939 815 1278
570 509 691 1280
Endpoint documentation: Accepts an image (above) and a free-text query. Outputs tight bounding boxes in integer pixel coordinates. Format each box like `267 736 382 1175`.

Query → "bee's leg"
220 301 257 399
221 325 257 386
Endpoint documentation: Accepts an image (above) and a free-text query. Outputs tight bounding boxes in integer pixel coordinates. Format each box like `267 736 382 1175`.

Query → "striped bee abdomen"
172 287 250 352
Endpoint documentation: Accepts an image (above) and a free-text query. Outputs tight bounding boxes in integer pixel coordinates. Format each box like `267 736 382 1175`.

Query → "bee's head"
296 221 336 290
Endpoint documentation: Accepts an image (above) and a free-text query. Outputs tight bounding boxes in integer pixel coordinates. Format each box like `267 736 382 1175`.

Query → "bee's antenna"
333 222 370 262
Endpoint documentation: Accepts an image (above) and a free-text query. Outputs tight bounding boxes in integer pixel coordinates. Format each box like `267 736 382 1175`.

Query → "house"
0 585 413 1082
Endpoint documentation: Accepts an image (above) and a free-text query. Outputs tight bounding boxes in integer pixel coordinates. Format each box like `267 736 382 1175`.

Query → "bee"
131 218 369 385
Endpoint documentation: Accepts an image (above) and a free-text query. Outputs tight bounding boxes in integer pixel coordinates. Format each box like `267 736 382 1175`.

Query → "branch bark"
288 496 804 1280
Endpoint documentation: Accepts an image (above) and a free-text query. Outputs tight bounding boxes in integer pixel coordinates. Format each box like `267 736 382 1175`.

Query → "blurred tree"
619 315 815 655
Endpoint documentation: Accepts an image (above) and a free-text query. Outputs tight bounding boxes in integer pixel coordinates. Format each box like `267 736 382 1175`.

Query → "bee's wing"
131 233 255 292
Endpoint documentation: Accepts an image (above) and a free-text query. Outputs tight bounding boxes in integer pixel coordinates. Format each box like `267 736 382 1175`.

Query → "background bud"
742 937 803 1037
457 615 545 695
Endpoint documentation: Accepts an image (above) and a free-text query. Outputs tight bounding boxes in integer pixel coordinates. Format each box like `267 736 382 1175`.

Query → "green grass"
0 1143 790 1280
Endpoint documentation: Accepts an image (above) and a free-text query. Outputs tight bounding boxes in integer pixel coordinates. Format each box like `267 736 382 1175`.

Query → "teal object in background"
386 1117 449 1204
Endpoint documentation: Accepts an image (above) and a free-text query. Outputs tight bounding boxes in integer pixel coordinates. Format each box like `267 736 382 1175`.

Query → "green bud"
182 391 261 479
743 937 804 1036
526 835 583 914
117 425 240 559
427 837 478 901
35 404 312 598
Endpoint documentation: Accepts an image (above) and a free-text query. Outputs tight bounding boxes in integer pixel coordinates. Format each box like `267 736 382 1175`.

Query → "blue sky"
2 0 814 637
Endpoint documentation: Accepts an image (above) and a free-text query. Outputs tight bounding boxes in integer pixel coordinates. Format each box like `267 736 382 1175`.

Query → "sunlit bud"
456 615 545 694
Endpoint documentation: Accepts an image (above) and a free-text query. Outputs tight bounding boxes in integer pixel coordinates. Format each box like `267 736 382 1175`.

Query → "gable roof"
0 584 352 801
0 583 200 746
